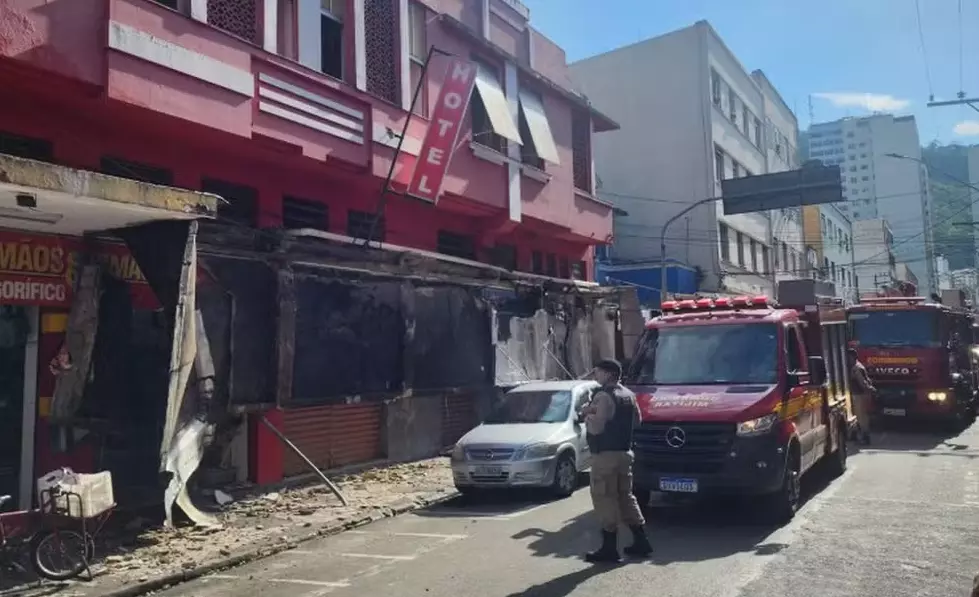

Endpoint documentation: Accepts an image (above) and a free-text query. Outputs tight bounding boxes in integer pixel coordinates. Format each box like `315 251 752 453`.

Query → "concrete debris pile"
92 458 453 586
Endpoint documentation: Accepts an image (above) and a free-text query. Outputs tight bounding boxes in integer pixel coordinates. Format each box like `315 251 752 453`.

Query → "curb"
95 490 460 597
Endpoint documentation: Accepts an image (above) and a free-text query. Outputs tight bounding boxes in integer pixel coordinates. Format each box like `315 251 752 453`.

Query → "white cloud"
953 120 979 136
812 92 911 112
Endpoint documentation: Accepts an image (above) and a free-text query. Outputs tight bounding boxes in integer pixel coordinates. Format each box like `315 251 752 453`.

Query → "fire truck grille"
633 422 737 475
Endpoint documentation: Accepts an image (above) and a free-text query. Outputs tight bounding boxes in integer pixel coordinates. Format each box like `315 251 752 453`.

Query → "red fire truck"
847 294 978 428
626 281 851 522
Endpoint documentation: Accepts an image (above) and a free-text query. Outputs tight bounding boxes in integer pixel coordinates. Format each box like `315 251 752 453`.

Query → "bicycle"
0 484 113 582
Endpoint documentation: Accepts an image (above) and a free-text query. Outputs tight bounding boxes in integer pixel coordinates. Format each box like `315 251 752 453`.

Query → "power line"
914 0 935 98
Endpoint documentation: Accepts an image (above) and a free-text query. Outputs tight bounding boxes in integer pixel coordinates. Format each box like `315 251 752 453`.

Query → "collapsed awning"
0 153 218 234
517 89 560 165
474 64 523 144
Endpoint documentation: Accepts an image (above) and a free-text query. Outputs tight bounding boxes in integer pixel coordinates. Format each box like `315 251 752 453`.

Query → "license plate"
475 465 503 475
882 408 906 416
658 477 698 493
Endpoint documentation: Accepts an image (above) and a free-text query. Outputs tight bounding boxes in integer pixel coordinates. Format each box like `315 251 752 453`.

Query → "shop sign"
0 231 154 308
406 58 477 203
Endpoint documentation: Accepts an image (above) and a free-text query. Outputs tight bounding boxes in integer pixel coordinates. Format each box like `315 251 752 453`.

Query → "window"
731 161 741 179
531 251 543 274
518 88 559 167
320 0 345 79
823 257 829 278
490 244 517 270
821 214 827 233
714 147 724 181
719 223 730 261
436 230 476 260
710 69 721 106
753 117 762 147
750 239 758 271
471 59 512 153
571 111 592 192
762 245 770 274
786 326 803 372
559 257 570 279
364 0 399 103
282 196 328 230
347 209 384 241
546 253 557 277
742 106 750 136
860 164 868 170
407 1 428 116
201 177 258 226
782 242 789 272
861 175 869 181
736 231 745 265
572 261 586 280
0 131 53 162
728 89 738 123
151 0 179 9
850 177 858 183
101 156 174 185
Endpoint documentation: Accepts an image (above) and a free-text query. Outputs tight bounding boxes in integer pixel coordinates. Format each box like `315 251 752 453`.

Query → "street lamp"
659 197 716 306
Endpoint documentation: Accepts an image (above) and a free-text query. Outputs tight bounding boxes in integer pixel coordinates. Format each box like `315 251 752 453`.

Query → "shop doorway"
0 305 38 512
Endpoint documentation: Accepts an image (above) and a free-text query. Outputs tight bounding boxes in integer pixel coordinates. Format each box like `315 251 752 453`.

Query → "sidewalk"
0 458 456 597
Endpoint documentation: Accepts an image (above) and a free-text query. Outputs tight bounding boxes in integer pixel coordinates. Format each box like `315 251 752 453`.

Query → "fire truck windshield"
848 310 941 348
630 323 778 385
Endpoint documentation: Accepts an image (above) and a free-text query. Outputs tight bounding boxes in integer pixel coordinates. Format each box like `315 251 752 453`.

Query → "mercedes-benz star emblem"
665 426 686 449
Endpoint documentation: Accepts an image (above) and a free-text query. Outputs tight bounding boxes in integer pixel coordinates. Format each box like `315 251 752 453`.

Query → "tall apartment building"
806 115 935 294
569 21 801 298
968 146 979 263
852 219 896 297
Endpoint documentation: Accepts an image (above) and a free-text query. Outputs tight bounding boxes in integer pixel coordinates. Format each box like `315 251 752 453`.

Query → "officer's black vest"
586 384 637 453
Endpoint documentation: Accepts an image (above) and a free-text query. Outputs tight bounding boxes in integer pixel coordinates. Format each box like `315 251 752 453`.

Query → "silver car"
451 380 598 497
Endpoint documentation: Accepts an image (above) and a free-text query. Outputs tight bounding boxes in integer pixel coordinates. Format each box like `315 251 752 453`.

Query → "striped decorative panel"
257 73 366 145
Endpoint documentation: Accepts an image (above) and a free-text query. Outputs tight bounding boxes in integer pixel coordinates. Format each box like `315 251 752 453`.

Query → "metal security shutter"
441 394 477 448
282 403 382 476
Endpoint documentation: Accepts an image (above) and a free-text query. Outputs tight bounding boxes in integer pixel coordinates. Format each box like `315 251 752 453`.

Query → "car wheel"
551 452 577 497
763 449 800 524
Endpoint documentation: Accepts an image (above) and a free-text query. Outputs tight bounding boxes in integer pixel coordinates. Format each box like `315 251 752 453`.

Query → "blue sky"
522 0 979 147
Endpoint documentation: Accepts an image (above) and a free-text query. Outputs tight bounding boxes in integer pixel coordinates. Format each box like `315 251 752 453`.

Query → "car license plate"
475 465 503 475
882 408 906 416
658 478 698 493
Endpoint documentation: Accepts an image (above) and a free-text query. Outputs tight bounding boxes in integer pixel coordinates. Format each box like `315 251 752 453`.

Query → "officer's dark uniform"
584 381 651 563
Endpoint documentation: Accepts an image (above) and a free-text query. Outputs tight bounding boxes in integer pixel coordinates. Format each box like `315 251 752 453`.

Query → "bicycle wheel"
29 528 92 581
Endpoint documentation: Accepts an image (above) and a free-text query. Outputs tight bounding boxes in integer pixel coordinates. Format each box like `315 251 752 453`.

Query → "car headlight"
927 392 947 402
736 413 778 437
451 444 466 461
515 443 557 460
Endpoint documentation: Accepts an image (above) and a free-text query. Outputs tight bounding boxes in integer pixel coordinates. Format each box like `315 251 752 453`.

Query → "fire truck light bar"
661 295 775 314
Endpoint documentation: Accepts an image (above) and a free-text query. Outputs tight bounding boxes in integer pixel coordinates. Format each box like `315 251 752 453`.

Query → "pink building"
0 0 616 490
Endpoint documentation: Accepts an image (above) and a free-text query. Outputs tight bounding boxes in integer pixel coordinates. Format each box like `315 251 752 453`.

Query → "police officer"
580 359 651 563
847 347 875 445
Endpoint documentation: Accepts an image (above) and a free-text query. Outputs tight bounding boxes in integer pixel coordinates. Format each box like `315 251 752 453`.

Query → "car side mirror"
807 356 826 386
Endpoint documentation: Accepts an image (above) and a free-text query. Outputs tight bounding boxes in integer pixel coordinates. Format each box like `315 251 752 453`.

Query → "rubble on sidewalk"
1 458 454 597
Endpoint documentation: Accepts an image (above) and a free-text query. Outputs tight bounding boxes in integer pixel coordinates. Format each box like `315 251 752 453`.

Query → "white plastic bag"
37 467 114 518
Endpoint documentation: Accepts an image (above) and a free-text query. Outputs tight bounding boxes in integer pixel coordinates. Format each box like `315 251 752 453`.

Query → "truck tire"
826 423 848 478
762 446 800 524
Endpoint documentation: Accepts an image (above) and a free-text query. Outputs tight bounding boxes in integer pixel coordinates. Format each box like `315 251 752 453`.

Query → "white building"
969 146 979 262
818 203 857 300
935 255 952 290
806 115 934 294
568 21 800 298
852 218 895 297
950 268 979 306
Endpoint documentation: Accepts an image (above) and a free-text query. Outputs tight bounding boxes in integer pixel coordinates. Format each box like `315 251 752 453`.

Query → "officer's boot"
584 530 621 564
623 525 652 557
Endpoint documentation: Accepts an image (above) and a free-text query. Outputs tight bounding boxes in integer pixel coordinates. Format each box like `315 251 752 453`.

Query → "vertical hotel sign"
406 58 478 203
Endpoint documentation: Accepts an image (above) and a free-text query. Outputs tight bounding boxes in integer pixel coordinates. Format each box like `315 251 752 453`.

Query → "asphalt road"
155 423 979 597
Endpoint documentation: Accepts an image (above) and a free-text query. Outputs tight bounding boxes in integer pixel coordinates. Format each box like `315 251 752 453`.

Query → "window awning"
474 65 523 144
518 90 560 165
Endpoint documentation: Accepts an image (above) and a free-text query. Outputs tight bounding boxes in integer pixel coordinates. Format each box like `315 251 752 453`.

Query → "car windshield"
849 310 940 348
484 390 572 424
630 323 779 385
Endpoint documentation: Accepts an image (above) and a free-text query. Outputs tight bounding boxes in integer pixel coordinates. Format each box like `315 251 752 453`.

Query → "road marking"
207 574 349 588
346 530 468 540
340 552 417 561
831 495 979 508
429 503 552 521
